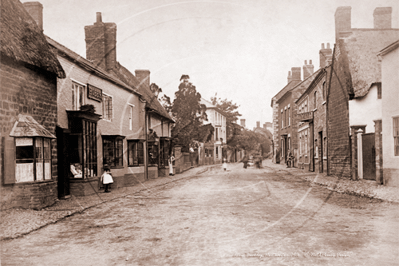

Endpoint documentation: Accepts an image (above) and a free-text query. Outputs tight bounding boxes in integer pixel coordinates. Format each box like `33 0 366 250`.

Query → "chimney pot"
321 43 325 49
373 7 392 29
304 60 307 65
96 12 102 23
327 43 330 49
256 121 260 128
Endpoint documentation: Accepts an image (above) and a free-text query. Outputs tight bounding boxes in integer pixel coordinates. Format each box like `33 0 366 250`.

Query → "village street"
1 163 399 266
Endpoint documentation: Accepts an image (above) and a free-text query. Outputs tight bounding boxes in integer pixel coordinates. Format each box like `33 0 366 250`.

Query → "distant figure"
241 155 249 169
168 155 175 176
101 165 113 193
222 158 227 171
286 150 294 168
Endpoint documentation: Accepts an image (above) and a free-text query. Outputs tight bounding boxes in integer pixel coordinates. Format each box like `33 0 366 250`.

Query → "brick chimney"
374 7 392 29
291 67 301 81
240 119 246 128
319 43 333 68
85 12 117 71
23 2 43 32
287 71 292 83
256 121 260 128
303 60 314 80
135 70 150 87
335 6 352 41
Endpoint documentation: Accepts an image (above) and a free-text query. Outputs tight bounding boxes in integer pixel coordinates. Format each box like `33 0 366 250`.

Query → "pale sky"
34 0 399 129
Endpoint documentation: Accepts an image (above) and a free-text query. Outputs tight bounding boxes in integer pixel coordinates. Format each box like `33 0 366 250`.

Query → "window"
15 137 51 183
215 128 219 141
72 82 85 110
314 91 317 109
102 93 113 121
394 117 399 156
159 138 171 168
103 136 123 168
322 82 326 100
129 105 134 130
128 140 144 166
288 106 291 126
148 142 159 165
377 83 382 99
216 146 219 158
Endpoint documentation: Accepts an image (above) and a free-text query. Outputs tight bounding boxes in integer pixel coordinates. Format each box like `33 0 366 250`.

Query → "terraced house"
23 3 174 198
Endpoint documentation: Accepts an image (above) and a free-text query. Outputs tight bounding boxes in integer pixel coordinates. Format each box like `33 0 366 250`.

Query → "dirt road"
2 164 398 265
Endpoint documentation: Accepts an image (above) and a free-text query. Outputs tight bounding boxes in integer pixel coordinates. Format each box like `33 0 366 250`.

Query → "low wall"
1 180 57 210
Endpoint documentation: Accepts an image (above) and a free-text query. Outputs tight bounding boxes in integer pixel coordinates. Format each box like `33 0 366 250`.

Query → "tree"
210 94 242 149
171 75 207 152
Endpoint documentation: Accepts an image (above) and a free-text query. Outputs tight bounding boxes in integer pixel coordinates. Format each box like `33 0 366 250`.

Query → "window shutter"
3 137 15 184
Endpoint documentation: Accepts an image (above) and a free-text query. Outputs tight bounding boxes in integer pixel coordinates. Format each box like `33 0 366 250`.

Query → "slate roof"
0 0 65 78
276 68 323 104
45 36 140 96
111 64 174 122
339 29 399 98
270 79 302 107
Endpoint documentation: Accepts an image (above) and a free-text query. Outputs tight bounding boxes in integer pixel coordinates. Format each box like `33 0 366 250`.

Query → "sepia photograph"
1 0 399 265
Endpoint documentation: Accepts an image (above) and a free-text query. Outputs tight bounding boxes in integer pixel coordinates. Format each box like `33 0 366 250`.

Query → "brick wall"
327 46 352 178
1 56 58 209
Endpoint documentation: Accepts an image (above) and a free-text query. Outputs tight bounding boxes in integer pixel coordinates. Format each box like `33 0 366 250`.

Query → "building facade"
379 40 399 187
1 0 65 209
327 6 399 179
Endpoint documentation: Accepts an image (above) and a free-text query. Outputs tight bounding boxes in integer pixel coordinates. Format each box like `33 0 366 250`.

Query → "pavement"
1 160 398 241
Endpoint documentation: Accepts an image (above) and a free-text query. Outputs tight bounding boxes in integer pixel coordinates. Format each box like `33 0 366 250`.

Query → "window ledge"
110 166 124 169
313 108 317 112
15 179 55 185
322 101 326 105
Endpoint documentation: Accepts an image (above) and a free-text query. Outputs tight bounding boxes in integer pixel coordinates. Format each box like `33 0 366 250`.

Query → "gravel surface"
1 160 397 241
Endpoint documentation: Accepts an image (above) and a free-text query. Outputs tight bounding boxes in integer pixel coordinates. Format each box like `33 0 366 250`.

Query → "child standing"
101 165 113 193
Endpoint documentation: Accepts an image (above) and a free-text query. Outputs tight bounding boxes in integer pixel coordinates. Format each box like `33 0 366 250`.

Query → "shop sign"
87 84 102 102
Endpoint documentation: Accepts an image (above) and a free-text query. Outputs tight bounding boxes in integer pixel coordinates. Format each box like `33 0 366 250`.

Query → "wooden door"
362 133 376 180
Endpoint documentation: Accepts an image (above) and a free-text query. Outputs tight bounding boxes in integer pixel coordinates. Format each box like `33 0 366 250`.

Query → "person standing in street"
241 155 249 169
222 158 227 171
168 155 175 176
101 165 113 193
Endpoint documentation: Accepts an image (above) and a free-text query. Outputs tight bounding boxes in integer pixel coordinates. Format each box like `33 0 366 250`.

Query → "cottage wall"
1 57 58 209
349 85 382 133
381 45 399 186
327 45 352 178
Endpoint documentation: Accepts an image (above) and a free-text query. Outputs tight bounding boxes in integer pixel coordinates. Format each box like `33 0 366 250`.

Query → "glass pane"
44 161 51 180
16 163 34 183
36 162 44 181
16 146 33 161
44 139 51 159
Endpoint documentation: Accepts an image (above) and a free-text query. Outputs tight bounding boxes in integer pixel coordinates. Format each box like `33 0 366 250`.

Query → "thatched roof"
339 29 399 98
0 0 65 78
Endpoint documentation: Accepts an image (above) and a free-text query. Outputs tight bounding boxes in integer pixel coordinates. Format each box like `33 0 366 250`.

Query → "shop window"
148 142 159 165
102 93 113 121
159 138 171 168
15 137 51 183
394 117 399 156
72 82 85 111
103 136 123 168
216 146 219 159
128 140 144 166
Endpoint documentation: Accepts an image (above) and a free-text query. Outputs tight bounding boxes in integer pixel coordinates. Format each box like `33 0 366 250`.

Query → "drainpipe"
140 97 148 180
